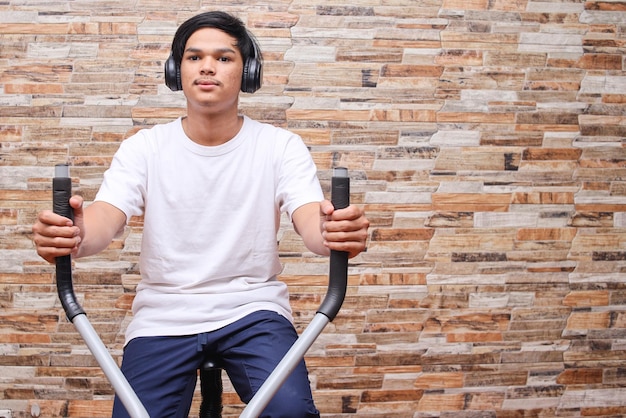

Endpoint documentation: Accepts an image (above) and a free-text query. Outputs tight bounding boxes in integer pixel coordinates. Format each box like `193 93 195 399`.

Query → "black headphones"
164 34 262 94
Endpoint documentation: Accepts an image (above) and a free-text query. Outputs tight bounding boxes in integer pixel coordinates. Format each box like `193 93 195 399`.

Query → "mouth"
195 78 220 87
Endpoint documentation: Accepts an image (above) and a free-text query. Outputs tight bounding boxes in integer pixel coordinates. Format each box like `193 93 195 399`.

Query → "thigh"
112 335 202 418
218 311 319 418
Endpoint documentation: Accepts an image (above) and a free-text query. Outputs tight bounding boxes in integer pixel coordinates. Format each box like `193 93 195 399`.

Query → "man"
32 11 369 418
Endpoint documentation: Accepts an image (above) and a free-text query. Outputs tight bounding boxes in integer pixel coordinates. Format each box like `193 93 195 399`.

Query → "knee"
260 387 319 418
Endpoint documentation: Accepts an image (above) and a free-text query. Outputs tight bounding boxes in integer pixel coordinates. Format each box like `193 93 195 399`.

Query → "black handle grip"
317 167 350 321
53 164 85 321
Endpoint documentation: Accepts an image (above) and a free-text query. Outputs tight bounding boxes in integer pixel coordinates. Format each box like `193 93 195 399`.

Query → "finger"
323 220 352 233
319 199 334 216
329 205 364 221
37 210 74 227
324 228 368 244
69 195 84 212
324 240 366 259
33 230 80 249
36 244 75 264
325 217 369 234
35 224 79 241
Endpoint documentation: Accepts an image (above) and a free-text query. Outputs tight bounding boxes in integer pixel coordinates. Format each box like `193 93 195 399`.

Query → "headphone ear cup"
164 54 182 91
241 57 262 94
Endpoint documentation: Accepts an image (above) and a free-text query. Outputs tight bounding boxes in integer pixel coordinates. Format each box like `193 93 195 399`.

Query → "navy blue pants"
112 310 319 418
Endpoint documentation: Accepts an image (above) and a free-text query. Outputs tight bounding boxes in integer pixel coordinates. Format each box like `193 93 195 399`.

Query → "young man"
31 11 369 418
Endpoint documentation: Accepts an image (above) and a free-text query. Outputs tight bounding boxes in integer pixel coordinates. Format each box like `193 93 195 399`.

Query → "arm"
292 200 369 259
32 196 126 263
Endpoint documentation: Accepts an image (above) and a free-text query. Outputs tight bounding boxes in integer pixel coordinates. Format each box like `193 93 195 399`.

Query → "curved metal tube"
241 167 350 417
53 164 149 418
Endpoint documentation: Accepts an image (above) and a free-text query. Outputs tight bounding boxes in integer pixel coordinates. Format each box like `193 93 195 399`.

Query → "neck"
182 107 243 146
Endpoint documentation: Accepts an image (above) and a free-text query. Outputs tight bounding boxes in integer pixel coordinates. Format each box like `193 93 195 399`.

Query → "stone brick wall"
1 0 625 417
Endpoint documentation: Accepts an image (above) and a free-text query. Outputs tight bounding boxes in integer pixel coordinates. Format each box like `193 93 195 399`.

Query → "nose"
200 57 216 75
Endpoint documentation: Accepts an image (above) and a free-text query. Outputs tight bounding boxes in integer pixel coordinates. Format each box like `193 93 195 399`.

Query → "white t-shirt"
95 116 324 344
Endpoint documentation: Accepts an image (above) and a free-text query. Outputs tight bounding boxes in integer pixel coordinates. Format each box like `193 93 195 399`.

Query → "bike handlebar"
317 167 350 320
53 164 85 321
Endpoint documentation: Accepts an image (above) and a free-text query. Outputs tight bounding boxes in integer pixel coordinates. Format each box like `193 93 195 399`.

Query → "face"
180 27 244 112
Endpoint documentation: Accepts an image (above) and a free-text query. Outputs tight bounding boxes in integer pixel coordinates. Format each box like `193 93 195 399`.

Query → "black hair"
171 11 260 67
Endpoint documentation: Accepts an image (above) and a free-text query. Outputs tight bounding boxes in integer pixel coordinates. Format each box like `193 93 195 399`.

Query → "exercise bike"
53 165 351 418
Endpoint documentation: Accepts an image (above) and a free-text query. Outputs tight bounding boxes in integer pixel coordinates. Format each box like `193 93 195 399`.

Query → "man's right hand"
32 195 85 263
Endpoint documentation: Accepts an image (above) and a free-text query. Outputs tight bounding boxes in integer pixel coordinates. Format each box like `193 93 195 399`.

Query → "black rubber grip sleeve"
317 170 350 321
53 173 85 321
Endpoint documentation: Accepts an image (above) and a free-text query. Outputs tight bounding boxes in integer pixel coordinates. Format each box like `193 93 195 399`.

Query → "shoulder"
241 116 307 157
128 118 182 141
243 116 297 140
118 118 183 151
